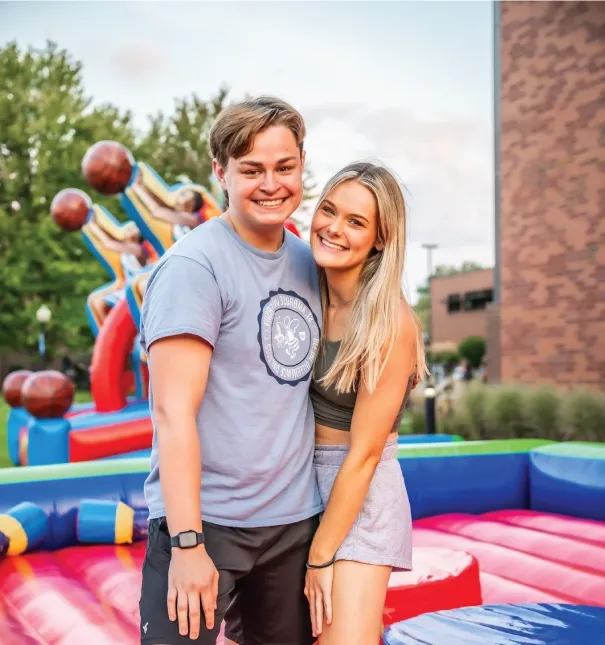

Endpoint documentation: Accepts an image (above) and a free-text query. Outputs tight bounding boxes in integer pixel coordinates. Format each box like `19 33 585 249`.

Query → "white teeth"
320 237 346 251
256 199 284 207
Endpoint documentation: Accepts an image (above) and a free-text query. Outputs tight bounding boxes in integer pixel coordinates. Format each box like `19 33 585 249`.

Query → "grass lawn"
0 391 92 468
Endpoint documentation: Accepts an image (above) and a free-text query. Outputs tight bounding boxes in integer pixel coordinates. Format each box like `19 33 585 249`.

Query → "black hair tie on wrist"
306 555 336 569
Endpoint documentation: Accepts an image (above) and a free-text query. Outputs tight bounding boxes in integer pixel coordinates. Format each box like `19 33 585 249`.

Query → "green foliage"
1 40 318 358
432 262 485 278
483 386 530 439
458 336 486 369
136 89 229 188
413 291 430 331
0 41 136 356
444 382 605 443
560 390 605 443
433 350 460 368
523 386 561 441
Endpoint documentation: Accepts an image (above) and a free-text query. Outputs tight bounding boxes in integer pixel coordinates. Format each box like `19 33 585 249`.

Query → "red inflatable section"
413 511 605 606
285 219 301 237
383 547 481 626
90 299 137 413
68 417 153 462
0 544 225 645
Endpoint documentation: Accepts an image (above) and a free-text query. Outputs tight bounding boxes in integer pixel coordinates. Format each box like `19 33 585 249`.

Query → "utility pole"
422 243 438 281
422 244 438 345
422 243 438 418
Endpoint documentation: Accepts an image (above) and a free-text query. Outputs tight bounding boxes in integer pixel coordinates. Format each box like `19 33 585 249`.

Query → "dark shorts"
139 514 319 645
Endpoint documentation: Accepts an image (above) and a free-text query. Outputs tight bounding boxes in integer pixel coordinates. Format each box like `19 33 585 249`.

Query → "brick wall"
430 269 493 346
498 1 605 388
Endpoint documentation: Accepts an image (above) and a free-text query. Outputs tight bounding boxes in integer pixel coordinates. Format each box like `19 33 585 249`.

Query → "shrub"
458 336 486 369
433 350 460 370
560 390 605 443
483 386 532 438
523 386 561 441
442 382 605 443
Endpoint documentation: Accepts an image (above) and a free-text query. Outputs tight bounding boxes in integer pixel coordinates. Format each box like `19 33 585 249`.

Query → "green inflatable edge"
0 438 563 484
0 457 151 484
397 438 553 459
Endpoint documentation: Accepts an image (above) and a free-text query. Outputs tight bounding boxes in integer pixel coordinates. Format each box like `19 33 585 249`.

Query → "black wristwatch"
170 530 205 549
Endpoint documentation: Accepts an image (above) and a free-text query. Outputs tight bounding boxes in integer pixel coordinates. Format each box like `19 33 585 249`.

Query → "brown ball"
2 370 34 408
81 141 135 195
50 188 92 232
21 370 75 419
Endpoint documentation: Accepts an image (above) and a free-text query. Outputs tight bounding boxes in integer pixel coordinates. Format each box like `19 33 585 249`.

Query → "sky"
1 0 496 301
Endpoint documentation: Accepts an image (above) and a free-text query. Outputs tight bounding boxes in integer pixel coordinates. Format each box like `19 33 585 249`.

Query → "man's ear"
301 149 306 171
212 159 227 189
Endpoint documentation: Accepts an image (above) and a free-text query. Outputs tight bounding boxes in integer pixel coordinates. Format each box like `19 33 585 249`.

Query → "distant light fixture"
36 304 52 324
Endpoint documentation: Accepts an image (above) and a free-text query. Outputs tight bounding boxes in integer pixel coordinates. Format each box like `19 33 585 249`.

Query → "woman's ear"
375 241 384 252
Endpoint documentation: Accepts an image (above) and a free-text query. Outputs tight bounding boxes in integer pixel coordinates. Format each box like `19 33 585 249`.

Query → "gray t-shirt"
139 218 323 527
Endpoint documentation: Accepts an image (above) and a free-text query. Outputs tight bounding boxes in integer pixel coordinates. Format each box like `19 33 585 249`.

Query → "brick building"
429 269 494 350
489 1 605 389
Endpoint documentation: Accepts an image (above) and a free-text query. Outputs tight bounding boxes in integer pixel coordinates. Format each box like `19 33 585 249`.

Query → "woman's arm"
308 303 418 564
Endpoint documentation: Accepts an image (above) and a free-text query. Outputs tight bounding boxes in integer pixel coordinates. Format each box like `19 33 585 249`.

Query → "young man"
138 96 323 645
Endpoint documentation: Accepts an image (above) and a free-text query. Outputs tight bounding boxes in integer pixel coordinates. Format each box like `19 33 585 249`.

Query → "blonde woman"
304 162 427 644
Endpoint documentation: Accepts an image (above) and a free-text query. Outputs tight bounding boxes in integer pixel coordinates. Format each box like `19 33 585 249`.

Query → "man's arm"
140 253 224 639
148 334 212 537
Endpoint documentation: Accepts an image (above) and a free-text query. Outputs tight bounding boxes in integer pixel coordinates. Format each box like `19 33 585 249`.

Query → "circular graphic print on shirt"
257 288 320 386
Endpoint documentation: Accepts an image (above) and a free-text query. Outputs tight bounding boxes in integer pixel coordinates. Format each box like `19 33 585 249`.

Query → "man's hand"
167 546 219 639
304 566 334 638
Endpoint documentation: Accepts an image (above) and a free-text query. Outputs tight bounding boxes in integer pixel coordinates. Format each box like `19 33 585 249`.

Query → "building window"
446 294 462 313
463 289 493 311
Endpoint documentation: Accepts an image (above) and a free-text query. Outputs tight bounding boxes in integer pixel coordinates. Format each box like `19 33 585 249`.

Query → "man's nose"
260 172 279 193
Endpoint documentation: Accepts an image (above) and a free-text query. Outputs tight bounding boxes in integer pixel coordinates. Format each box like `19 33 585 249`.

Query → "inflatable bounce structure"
1 439 604 643
2 140 302 468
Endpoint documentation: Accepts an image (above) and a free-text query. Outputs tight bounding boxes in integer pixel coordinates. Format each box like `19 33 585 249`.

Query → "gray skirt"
313 439 413 572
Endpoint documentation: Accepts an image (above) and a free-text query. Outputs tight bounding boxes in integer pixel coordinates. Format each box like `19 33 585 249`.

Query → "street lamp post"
36 304 52 365
421 243 438 347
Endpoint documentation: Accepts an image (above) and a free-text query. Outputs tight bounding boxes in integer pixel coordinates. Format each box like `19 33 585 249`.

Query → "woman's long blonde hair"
317 162 429 394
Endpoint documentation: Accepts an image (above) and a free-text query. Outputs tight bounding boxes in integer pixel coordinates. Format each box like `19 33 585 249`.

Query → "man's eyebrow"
238 156 298 167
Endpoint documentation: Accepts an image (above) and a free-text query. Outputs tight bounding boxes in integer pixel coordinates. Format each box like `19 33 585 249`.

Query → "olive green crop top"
309 339 414 432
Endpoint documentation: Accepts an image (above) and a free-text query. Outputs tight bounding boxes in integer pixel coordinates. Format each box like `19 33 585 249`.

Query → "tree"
136 88 229 188
0 40 321 359
432 262 485 278
458 336 486 369
0 40 139 357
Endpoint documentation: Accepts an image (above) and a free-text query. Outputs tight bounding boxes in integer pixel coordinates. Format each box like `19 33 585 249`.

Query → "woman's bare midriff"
315 423 399 446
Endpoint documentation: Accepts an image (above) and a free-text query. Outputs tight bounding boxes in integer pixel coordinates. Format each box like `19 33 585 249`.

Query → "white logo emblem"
258 289 320 385
142 622 148 634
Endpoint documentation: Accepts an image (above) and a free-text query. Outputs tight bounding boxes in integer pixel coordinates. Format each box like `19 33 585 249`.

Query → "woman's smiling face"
310 179 381 272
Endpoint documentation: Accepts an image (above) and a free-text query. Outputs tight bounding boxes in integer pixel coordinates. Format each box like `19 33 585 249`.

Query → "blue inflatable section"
530 443 605 522
383 603 605 644
7 398 147 465
0 460 148 551
6 406 29 465
397 434 460 444
69 399 149 429
399 452 529 520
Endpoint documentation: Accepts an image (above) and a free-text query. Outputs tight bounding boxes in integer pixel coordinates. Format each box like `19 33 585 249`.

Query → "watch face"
179 531 198 548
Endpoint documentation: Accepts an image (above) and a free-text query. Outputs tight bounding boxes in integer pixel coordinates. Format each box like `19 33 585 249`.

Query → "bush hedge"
406 382 605 443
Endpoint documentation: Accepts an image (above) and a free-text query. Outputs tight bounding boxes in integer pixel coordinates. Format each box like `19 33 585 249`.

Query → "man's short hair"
209 96 306 169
